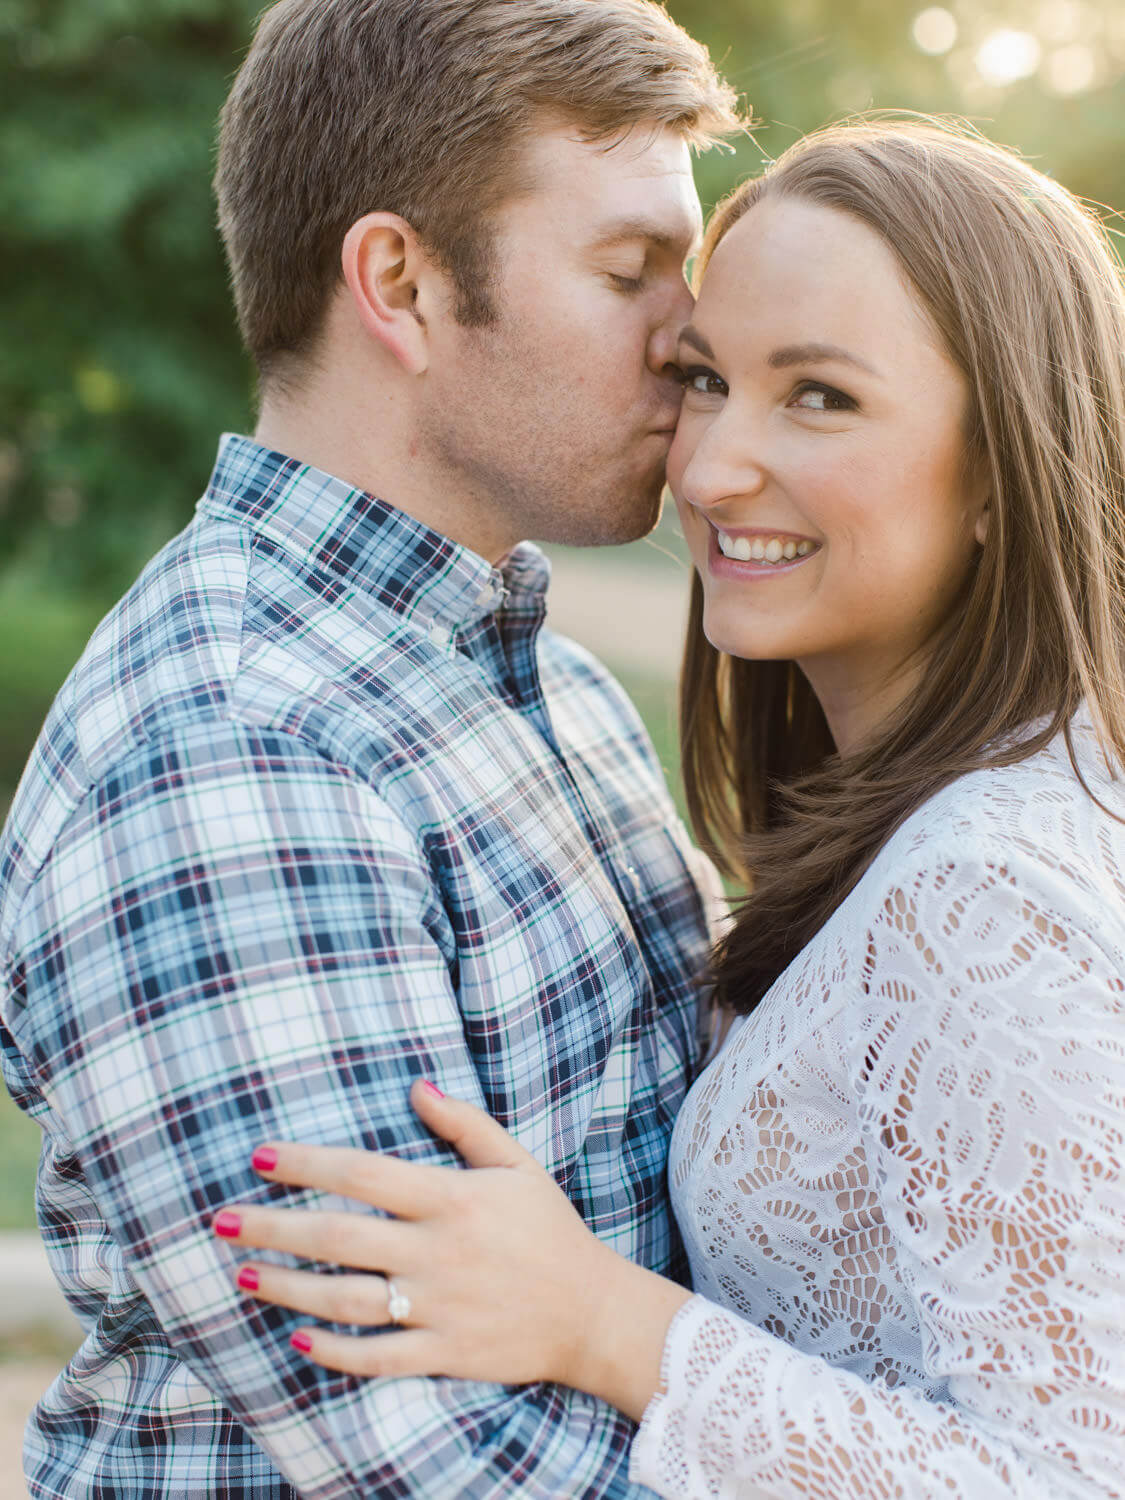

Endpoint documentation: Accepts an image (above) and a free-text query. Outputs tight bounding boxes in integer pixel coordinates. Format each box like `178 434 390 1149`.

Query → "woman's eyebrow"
768 342 881 377
677 330 883 380
678 325 715 357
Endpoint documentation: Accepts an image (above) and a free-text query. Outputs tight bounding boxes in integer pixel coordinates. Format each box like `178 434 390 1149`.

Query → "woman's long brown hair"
680 117 1125 1015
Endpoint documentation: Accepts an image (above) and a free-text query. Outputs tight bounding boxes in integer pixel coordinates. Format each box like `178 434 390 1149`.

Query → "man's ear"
341 213 439 375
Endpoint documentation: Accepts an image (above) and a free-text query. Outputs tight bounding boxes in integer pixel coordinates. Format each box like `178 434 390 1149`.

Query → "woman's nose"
677 420 769 513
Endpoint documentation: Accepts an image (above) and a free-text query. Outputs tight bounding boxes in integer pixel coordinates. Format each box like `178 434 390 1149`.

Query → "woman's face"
668 195 989 753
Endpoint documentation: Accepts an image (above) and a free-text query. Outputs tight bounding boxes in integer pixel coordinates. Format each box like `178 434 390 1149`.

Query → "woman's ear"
341 213 438 375
968 451 991 547
974 501 990 546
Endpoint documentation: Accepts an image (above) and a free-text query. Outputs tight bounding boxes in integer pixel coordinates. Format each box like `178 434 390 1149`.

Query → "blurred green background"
3 0 1125 1225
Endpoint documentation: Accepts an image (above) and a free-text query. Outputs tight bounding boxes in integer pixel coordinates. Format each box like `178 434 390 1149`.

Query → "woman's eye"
789 381 855 412
679 365 728 397
608 272 645 293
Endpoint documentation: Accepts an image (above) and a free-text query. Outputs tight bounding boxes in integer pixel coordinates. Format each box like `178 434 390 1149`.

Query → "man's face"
422 121 702 552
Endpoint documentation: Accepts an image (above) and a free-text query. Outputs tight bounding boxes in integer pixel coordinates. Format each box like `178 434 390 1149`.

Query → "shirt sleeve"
5 720 655 1500
630 841 1125 1499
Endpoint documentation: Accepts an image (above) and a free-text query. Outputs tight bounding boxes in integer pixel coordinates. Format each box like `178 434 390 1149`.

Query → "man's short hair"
215 0 741 384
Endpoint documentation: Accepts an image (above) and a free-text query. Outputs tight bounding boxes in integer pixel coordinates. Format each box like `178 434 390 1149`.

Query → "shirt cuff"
628 1293 739 1499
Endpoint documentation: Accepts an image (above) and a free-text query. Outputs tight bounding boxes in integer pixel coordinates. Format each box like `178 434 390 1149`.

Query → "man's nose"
646 279 695 379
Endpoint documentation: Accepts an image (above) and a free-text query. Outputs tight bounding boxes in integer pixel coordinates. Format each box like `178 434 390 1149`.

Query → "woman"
214 119 1125 1496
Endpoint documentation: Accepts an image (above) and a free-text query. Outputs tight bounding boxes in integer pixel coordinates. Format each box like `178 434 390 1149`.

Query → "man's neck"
253 400 516 566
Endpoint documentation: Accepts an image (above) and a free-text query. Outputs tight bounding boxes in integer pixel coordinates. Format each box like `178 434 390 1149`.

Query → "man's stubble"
421 303 669 553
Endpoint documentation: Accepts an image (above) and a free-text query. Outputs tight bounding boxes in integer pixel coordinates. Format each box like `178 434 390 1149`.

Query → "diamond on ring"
386 1279 411 1324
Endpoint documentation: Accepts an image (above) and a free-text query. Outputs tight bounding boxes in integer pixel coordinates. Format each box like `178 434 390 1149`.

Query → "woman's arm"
218 1078 691 1420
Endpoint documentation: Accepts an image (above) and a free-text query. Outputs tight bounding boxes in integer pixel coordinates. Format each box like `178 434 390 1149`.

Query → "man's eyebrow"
588 217 702 255
768 342 881 377
677 324 715 358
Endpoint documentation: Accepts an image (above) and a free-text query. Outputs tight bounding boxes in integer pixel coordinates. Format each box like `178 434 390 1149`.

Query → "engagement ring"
386 1279 411 1325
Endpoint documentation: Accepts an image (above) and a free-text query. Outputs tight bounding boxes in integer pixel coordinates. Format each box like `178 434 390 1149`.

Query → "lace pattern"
632 716 1125 1498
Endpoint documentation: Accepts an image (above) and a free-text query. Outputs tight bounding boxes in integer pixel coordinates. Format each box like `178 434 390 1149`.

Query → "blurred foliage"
0 577 105 802
677 0 1125 216
1 0 259 602
0 1083 41 1229
3 0 1125 800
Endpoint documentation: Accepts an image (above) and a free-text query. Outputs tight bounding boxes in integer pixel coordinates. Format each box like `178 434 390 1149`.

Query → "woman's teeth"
716 531 814 564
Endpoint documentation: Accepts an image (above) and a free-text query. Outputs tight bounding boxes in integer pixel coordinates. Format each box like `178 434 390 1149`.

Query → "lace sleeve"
631 841 1125 1499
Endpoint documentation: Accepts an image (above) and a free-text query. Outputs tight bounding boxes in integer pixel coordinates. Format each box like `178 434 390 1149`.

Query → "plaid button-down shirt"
0 435 714 1499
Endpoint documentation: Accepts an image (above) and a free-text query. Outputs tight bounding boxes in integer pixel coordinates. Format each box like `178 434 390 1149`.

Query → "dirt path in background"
545 553 689 681
1 1361 60 1499
0 1241 82 1493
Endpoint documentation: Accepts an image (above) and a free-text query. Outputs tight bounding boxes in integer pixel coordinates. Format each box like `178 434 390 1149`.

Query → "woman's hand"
213 1080 689 1414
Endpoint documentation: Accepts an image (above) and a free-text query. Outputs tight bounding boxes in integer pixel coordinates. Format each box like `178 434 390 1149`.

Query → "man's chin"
581 474 666 547
616 476 666 543
525 463 666 548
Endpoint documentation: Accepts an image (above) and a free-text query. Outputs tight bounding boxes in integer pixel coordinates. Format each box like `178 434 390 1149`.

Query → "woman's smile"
709 523 820 575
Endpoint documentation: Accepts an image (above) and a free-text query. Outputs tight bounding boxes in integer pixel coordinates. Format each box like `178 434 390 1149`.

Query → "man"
0 1 740 1493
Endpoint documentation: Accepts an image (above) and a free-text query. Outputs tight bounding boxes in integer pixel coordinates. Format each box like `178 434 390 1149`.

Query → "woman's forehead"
697 197 948 370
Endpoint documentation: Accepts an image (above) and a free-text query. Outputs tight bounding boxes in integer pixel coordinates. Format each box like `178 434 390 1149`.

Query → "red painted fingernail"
291 1331 313 1353
251 1147 278 1173
421 1080 445 1099
213 1210 242 1239
237 1266 260 1292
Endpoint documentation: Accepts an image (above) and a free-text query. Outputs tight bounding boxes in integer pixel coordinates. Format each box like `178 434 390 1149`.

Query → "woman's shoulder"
894 709 1119 844
738 713 1123 1067
860 709 1125 932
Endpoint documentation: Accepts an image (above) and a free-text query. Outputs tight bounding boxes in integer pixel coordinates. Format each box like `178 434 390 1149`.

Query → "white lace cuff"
630 1294 772 1499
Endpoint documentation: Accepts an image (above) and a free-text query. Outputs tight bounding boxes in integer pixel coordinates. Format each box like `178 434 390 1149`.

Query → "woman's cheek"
665 427 691 498
671 491 709 575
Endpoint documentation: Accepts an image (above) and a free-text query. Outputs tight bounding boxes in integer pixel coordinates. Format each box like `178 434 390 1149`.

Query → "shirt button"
474 586 496 609
429 625 453 649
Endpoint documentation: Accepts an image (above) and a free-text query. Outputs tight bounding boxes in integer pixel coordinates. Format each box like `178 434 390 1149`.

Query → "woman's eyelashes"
678 364 728 397
675 365 858 413
789 380 856 412
607 271 645 293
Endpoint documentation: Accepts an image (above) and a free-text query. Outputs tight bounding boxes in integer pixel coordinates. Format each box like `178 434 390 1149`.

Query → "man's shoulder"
537 624 617 687
0 519 253 935
538 625 654 747
48 517 253 788
4 495 433 848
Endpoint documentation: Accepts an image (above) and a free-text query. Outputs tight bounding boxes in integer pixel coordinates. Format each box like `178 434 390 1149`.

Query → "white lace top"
631 713 1125 1499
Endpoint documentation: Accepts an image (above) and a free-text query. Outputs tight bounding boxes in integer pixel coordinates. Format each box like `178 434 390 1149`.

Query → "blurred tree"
1 0 259 597
673 0 1125 214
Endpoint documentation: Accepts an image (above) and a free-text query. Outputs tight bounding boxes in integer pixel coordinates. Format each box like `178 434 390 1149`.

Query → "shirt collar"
196 433 550 634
